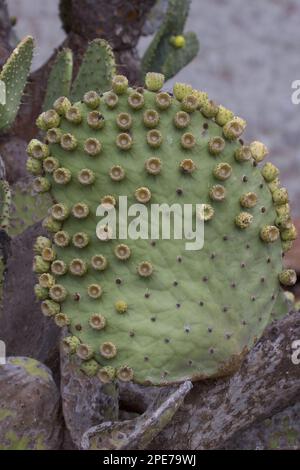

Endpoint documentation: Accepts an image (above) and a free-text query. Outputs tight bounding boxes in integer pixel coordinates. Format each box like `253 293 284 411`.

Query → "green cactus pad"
70 39 116 103
30 76 294 385
43 49 73 112
0 36 34 131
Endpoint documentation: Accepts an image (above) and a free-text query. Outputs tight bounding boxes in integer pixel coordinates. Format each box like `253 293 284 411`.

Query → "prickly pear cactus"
28 72 297 385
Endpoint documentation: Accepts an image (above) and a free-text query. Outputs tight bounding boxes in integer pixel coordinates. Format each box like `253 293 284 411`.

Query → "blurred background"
7 0 300 215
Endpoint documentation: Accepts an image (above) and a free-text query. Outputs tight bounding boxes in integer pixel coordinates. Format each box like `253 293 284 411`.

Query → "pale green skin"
38 87 283 385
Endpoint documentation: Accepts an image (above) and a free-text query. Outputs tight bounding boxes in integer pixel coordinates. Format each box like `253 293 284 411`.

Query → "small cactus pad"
30 74 296 385
0 36 34 130
70 39 116 103
43 49 73 112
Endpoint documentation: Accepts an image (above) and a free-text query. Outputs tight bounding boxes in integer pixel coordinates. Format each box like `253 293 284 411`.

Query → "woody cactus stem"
59 0 156 49
57 0 156 84
81 381 192 450
141 0 199 80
